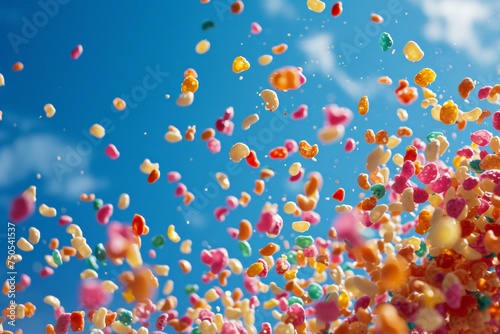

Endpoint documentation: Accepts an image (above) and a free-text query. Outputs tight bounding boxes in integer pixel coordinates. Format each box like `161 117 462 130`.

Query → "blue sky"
1 0 500 332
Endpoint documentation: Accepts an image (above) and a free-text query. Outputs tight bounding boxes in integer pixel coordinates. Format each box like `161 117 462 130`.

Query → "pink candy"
301 210 320 225
215 107 235 136
400 160 416 179
289 168 304 182
214 206 229 222
40 266 54 278
20 274 31 288
255 209 283 235
96 204 113 225
391 175 412 194
257 259 269 278
58 215 73 226
54 313 71 333
429 173 451 193
201 248 228 274
285 303 305 327
227 227 239 239
250 22 262 34
417 162 438 184
156 313 168 330
354 296 370 311
105 144 120 159
275 258 290 274
291 104 308 120
284 139 298 153
79 279 112 309
207 138 221 153
413 187 429 204
149 249 157 258
463 177 479 191
323 104 353 127
478 86 492 100
174 183 188 197
167 171 181 183
492 111 500 131
54 306 65 319
314 300 340 323
226 195 239 209
344 138 356 152
9 194 34 224
456 147 473 158
70 44 83 60
470 129 492 146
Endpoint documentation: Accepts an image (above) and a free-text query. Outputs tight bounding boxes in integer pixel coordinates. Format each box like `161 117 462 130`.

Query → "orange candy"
12 62 24 71
148 169 160 184
272 43 288 55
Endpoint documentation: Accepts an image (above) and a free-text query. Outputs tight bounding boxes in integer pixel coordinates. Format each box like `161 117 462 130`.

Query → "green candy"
93 198 103 210
426 131 444 143
238 241 251 257
469 160 483 174
343 263 353 272
202 20 215 31
94 243 107 262
117 310 133 326
371 183 386 199
379 32 393 51
485 216 495 223
415 241 427 257
86 255 99 270
288 296 304 306
191 329 202 334
407 322 416 330
185 284 199 294
52 250 62 266
307 282 324 300
286 251 297 265
476 293 491 310
295 235 314 248
152 235 166 248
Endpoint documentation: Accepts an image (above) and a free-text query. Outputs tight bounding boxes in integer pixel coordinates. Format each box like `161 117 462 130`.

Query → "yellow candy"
232 56 250 73
422 87 437 99
167 225 181 243
403 41 424 62
181 75 199 93
358 95 369 115
315 261 327 273
414 68 436 87
258 54 273 66
195 39 211 54
338 290 349 309
291 221 310 233
247 262 264 277
439 100 459 124
307 0 325 13
284 270 297 280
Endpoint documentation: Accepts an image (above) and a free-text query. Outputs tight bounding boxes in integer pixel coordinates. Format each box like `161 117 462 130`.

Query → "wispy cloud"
416 0 500 65
262 0 297 19
46 173 108 198
299 33 335 74
0 133 106 198
0 134 67 187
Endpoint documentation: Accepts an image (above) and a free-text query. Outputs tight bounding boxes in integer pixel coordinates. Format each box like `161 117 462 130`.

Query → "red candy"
470 129 492 146
246 150 260 168
269 146 288 159
9 195 34 224
331 2 343 17
70 44 83 59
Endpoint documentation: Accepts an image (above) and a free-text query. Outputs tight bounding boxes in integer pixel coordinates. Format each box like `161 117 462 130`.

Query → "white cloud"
299 33 381 98
0 134 106 197
0 134 67 187
262 0 297 19
46 173 108 198
416 0 500 64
